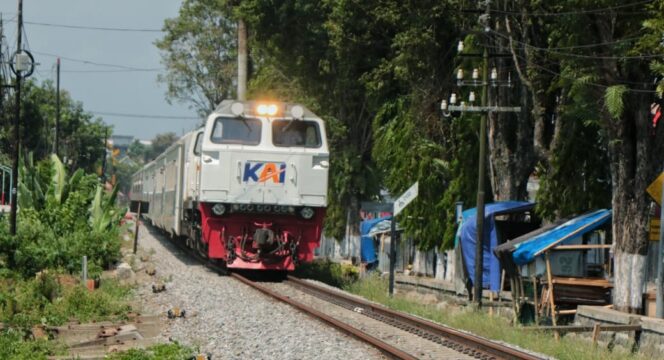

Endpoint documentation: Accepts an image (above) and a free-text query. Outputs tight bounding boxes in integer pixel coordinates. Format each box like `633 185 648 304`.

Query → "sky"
0 0 201 141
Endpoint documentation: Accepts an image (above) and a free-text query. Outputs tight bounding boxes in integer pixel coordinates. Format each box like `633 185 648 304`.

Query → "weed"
106 342 193 360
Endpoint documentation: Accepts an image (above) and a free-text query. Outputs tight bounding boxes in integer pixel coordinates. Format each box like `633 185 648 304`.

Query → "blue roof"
512 209 612 265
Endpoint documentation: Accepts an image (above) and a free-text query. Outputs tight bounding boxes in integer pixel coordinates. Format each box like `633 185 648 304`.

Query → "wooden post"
591 324 601 346
545 252 559 340
498 269 506 304
532 276 539 325
133 202 142 254
489 292 494 316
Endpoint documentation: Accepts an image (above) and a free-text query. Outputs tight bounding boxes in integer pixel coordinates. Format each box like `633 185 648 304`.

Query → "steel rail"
229 272 417 360
287 275 543 360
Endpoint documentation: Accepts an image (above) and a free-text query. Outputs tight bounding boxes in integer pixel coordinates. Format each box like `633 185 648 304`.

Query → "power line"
91 110 199 120
61 68 165 73
491 30 664 60
490 0 654 17
512 52 656 93
4 19 163 33
31 50 160 71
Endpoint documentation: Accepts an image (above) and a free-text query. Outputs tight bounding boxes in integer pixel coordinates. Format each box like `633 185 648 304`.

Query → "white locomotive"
130 100 329 270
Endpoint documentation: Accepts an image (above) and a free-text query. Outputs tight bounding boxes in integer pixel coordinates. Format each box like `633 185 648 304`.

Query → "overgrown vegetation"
0 153 124 278
106 343 194 360
294 259 359 288
0 153 129 357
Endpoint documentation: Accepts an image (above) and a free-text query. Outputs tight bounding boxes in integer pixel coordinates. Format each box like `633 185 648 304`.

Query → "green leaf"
604 85 627 120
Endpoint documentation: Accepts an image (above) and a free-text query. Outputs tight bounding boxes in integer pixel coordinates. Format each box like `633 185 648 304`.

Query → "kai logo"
243 161 286 184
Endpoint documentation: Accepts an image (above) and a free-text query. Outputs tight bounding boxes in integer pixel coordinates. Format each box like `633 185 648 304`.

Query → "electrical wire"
31 50 160 71
490 29 664 60
61 68 165 73
3 19 163 33
90 111 199 120
489 0 654 17
25 21 163 32
512 52 656 93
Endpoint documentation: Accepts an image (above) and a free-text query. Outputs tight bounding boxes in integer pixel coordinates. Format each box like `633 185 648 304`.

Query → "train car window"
272 120 321 148
210 117 262 145
193 132 203 155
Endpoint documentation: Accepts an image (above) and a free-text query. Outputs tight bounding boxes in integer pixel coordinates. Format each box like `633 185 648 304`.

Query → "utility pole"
9 0 23 236
54 57 60 156
237 18 247 101
473 13 490 308
100 128 108 183
440 0 520 309
657 177 664 318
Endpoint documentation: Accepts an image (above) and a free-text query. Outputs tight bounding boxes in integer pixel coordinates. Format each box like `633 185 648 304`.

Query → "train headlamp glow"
231 102 245 116
300 207 315 219
256 103 278 116
290 105 304 119
212 203 226 215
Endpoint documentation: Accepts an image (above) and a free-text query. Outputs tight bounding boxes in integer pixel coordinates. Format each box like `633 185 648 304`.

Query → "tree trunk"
606 93 664 313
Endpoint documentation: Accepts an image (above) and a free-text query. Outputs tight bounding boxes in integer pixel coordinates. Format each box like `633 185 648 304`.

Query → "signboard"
647 172 664 206
393 182 418 216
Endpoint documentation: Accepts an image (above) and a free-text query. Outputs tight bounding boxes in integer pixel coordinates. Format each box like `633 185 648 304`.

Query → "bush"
0 153 125 278
294 259 359 288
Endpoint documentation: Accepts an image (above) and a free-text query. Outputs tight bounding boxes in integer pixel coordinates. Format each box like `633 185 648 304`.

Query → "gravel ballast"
134 225 384 360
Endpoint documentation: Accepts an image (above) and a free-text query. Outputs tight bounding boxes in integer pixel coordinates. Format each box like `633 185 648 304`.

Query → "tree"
156 0 238 116
127 139 149 164
146 132 178 161
505 0 664 313
0 80 110 174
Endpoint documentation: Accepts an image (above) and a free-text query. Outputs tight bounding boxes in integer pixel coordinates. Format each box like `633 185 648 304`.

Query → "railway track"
230 272 544 360
148 221 543 360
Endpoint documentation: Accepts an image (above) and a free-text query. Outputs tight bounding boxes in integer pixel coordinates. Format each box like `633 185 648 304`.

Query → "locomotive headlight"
291 105 304 119
257 103 279 116
300 207 315 220
231 102 245 116
212 203 226 215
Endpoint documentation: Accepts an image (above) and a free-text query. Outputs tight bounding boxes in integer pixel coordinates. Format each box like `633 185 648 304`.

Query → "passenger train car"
130 100 329 270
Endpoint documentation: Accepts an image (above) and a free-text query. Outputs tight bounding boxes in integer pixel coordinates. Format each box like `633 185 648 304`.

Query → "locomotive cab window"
210 117 262 145
272 120 321 148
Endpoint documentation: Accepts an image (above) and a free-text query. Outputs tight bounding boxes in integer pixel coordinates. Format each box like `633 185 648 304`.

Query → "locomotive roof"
214 99 321 119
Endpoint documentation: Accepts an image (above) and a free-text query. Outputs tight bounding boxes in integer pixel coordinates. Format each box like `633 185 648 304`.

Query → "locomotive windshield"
211 117 262 145
272 120 321 148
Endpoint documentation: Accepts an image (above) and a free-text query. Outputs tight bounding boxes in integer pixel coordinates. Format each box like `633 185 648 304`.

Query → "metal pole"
237 19 247 101
388 215 397 296
10 0 23 236
100 128 108 182
54 57 60 156
133 202 142 254
82 255 88 284
656 178 664 318
473 1 491 308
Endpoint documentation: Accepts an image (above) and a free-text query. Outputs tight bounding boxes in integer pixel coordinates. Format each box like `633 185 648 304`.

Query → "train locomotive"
130 100 329 270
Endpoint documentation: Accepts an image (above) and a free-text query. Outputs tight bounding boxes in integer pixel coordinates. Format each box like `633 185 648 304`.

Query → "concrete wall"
574 305 664 356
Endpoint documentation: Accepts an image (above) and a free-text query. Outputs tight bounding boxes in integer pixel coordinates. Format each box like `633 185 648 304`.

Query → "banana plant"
88 184 121 233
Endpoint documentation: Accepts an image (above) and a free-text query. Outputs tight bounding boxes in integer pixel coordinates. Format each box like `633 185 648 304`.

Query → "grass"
106 343 194 360
0 271 137 359
299 260 646 360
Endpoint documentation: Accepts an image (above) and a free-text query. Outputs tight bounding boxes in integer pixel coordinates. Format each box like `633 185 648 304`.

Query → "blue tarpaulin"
360 216 391 264
457 201 535 292
512 209 611 265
